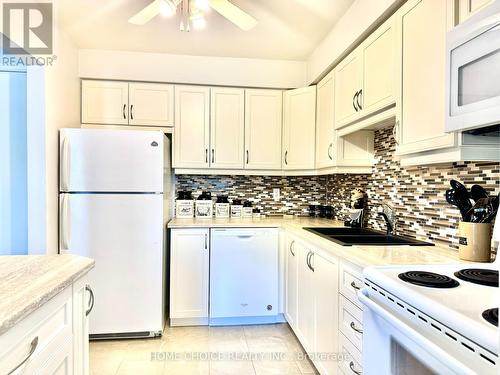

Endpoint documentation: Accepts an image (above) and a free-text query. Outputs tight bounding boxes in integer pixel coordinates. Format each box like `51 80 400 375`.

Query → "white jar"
242 207 253 218
176 200 194 218
231 205 242 218
215 203 230 218
195 200 213 218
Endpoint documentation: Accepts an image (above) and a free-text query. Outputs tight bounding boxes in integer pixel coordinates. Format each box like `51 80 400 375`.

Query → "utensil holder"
458 222 492 262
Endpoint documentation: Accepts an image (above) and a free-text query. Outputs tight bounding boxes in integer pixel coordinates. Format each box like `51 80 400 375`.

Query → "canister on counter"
231 199 243 218
195 191 213 218
175 191 194 218
215 195 230 218
242 201 253 218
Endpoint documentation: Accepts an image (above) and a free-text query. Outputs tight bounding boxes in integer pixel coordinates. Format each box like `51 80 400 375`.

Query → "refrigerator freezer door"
60 193 164 335
60 128 163 193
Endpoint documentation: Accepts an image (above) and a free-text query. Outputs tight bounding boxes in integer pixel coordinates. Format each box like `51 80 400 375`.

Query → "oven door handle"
357 289 474 374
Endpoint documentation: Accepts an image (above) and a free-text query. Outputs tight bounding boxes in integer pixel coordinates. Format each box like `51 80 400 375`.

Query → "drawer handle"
8 336 38 374
349 361 362 375
350 321 363 334
350 281 361 291
85 285 95 316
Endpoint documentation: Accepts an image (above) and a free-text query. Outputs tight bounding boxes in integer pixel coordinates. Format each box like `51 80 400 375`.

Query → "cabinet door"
334 51 363 129
173 86 210 168
313 254 339 375
170 229 209 321
244 89 283 170
361 16 396 115
129 83 174 127
296 243 315 353
81 80 129 125
283 86 316 170
73 276 90 375
395 0 456 155
316 71 336 169
210 88 245 169
459 0 494 22
285 237 299 331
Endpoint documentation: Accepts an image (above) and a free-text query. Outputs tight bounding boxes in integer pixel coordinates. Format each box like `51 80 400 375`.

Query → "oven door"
358 289 476 375
446 10 500 132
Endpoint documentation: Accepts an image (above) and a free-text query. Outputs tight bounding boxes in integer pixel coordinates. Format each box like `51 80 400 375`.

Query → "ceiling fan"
128 0 258 31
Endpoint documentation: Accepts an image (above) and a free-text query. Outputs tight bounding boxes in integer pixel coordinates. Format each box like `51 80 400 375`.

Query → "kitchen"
0 0 499 374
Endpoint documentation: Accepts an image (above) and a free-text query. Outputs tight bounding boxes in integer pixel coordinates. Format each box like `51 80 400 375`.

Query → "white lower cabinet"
170 228 210 326
170 228 280 326
285 236 340 375
0 275 92 375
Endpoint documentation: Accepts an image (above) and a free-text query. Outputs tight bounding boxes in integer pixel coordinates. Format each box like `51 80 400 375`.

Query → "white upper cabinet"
129 83 174 127
395 0 456 155
360 16 396 115
458 0 494 23
244 89 283 170
173 85 210 169
315 71 336 169
283 86 316 170
82 80 129 125
210 88 245 169
334 51 363 129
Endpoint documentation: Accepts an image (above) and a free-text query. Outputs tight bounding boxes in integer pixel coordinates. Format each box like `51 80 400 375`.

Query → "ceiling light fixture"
159 0 177 17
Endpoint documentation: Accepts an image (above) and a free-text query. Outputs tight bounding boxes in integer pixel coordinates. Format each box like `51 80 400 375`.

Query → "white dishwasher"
210 228 279 321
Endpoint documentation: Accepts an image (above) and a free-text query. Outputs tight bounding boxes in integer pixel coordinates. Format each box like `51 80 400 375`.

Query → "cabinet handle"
290 240 295 256
7 337 38 374
246 150 249 164
130 105 134 120
357 89 363 110
349 361 362 375
284 151 288 165
350 281 361 291
393 120 400 146
352 92 359 112
123 104 127 119
306 251 311 268
204 233 208 250
309 252 315 272
328 143 333 160
205 149 208 163
211 149 215 163
350 321 363 334
85 284 95 316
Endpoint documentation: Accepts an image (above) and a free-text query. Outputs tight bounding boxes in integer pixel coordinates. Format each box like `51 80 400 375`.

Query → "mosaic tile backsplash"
175 127 499 250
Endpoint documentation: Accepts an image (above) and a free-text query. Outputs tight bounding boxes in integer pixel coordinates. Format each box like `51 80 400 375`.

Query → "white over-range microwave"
446 1 500 133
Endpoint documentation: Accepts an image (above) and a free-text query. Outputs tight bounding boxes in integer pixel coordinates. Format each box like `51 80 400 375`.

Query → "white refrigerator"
59 128 171 339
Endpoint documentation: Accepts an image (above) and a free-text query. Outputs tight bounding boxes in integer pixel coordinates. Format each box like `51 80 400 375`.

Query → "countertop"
168 216 464 268
0 254 95 335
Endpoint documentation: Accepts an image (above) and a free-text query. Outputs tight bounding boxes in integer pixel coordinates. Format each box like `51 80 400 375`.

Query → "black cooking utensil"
481 194 499 223
470 184 488 202
450 180 473 221
445 189 458 206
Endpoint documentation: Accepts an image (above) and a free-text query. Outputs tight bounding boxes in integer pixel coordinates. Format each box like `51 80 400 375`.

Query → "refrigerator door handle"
60 195 71 252
61 136 70 191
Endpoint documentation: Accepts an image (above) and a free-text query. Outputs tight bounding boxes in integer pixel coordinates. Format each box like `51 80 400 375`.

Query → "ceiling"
58 0 355 60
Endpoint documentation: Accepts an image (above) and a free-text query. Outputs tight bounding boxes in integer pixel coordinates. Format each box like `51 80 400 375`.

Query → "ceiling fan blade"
208 0 258 31
128 0 161 25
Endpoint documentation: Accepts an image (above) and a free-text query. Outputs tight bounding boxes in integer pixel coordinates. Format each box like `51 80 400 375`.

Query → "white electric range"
360 262 498 374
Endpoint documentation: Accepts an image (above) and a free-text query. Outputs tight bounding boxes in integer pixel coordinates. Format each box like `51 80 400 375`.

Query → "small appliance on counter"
308 204 334 219
445 179 499 261
195 191 213 218
175 191 194 218
231 199 243 218
242 201 253 218
344 188 367 227
215 195 230 218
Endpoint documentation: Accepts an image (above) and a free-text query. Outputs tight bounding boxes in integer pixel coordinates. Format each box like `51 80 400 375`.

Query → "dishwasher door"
210 228 279 319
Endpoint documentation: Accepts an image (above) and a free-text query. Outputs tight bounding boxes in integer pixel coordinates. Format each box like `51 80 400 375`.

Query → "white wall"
79 49 307 89
306 0 402 84
44 27 80 254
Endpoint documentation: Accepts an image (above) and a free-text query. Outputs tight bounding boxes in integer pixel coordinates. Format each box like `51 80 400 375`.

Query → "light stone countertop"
0 254 95 335
168 216 465 268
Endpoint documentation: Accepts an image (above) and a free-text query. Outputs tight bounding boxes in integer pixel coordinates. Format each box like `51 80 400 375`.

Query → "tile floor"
90 324 319 375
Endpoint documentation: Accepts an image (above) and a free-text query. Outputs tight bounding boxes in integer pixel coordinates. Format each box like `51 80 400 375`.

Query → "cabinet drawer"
339 262 363 308
339 295 363 351
0 288 72 374
338 333 362 375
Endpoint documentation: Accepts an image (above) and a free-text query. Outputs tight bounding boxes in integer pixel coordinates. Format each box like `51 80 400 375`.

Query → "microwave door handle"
358 289 470 373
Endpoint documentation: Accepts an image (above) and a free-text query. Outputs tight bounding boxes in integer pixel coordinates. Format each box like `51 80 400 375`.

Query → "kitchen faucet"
378 201 396 235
